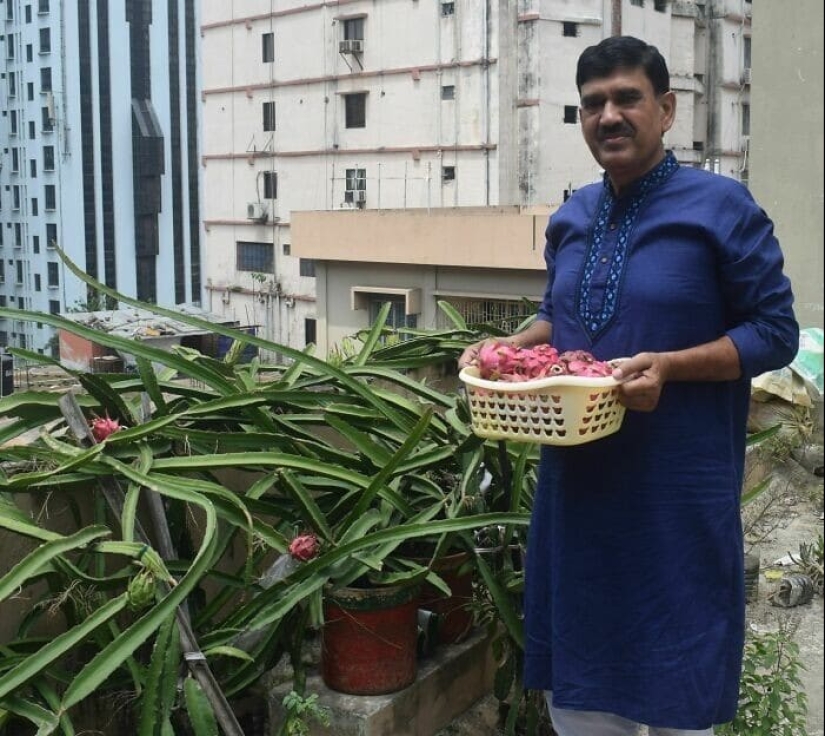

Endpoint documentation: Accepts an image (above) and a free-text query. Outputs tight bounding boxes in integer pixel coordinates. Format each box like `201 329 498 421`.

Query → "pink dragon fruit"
475 343 612 381
288 533 320 562
90 414 122 442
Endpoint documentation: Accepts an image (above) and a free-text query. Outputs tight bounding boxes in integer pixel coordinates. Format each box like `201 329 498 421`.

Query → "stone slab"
268 631 496 736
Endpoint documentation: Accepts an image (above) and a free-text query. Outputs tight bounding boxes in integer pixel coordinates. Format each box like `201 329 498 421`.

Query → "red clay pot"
321 583 419 695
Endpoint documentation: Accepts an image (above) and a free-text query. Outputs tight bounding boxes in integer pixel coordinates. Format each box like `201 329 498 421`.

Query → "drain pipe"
611 0 622 37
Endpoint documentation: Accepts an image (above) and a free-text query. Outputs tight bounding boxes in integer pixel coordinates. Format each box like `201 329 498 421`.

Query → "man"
459 36 798 735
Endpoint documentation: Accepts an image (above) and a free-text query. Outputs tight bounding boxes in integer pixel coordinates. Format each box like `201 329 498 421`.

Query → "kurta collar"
601 150 680 201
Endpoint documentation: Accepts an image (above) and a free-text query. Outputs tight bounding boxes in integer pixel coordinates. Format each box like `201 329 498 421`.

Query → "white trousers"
545 692 715 736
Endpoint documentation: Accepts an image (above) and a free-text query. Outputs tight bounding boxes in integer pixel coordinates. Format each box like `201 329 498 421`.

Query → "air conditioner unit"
742 67 752 85
246 202 269 222
339 39 364 54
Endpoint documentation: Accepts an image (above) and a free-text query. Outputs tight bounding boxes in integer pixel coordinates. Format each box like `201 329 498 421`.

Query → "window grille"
237 241 275 273
437 297 537 334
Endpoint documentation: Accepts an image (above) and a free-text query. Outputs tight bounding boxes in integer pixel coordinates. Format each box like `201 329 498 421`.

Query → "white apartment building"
0 0 203 355
200 0 753 356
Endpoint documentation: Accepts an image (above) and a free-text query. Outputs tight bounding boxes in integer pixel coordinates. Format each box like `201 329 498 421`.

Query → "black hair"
576 36 670 95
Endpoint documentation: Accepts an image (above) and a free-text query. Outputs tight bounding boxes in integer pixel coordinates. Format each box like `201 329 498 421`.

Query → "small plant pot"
321 583 419 695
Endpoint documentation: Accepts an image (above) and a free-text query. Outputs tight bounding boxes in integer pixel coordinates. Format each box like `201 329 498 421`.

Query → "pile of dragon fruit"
474 342 614 382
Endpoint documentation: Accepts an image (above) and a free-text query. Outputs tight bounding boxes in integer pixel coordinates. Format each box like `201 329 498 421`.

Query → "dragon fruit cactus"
90 413 122 442
475 342 613 381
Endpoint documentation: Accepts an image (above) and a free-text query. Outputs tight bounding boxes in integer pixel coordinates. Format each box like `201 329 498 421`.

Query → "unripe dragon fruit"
90 413 122 442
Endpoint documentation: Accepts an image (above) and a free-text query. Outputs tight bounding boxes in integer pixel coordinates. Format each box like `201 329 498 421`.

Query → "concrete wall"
291 207 551 355
748 0 824 330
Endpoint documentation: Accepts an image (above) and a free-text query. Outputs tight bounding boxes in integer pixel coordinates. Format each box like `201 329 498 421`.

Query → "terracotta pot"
321 583 419 695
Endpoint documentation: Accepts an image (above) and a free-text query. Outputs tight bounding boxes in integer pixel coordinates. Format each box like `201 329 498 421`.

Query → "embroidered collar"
577 152 679 341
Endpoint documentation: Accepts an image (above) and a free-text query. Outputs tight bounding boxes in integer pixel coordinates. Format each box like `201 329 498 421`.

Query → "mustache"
598 125 634 140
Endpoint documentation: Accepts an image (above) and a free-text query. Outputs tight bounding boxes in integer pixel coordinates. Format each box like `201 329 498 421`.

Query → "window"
33 235 40 253
741 103 750 136
342 17 364 41
41 67 52 92
263 170 277 199
305 318 317 347
369 298 417 338
438 297 536 334
29 121 36 139
49 300 60 315
10 110 17 136
26 44 33 62
344 168 366 205
630 0 644 5
743 36 752 70
344 93 366 129
45 184 56 210
39 0 50 12
28 82 34 101
46 223 57 248
47 261 59 287
654 0 667 11
262 101 276 131
0 262 4 283
441 2 455 16
6 34 14 61
236 241 275 273
562 22 578 37
39 28 51 53
299 259 316 278
8 72 16 97
283 243 291 256
564 105 578 124
11 149 19 174
262 32 274 62
16 260 24 285
442 166 455 182
12 187 21 211
31 198 38 216
34 273 41 291
14 223 22 247
30 159 37 177
42 106 54 132
25 5 32 22
441 85 455 100
43 145 55 171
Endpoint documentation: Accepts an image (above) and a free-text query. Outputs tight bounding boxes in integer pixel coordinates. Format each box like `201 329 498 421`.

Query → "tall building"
200 0 754 356
0 0 202 354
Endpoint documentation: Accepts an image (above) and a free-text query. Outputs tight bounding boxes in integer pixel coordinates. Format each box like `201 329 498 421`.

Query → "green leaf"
0 526 111 603
0 695 60 735
183 677 219 736
0 595 128 700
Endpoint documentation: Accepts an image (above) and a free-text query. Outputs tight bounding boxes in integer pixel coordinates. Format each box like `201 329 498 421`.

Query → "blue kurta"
523 152 798 729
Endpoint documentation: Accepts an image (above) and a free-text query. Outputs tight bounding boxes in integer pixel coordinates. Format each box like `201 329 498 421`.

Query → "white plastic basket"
459 365 626 446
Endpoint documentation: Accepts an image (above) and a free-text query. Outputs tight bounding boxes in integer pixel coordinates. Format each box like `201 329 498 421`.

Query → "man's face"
578 66 675 192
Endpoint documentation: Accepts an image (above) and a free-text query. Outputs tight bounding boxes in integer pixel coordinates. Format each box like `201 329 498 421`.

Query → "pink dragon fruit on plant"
90 414 122 442
289 533 320 562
